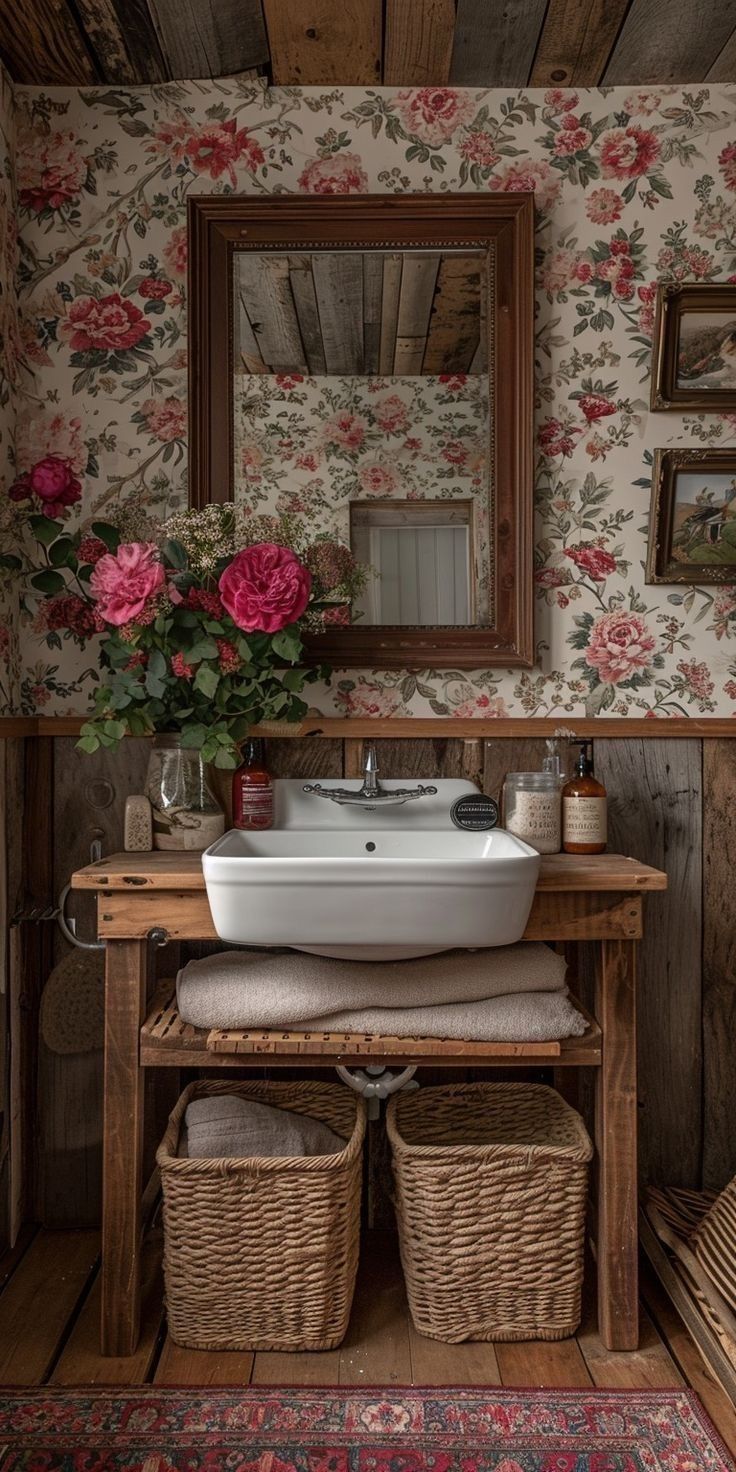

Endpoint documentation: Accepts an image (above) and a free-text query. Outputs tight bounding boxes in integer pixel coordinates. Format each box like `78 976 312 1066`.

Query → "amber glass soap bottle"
232 738 274 831
562 740 607 854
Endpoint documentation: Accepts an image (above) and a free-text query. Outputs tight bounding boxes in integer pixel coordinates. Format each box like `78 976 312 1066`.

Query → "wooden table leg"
101 938 148 1356
595 938 638 1351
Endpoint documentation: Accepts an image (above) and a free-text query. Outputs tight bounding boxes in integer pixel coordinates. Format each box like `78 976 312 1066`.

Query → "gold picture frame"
651 283 736 412
647 447 736 583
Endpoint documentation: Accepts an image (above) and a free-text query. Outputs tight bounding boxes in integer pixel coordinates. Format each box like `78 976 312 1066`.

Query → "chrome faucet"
303 742 437 809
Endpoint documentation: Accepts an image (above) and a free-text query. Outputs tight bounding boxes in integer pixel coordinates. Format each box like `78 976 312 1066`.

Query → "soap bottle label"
234 779 274 830
563 796 607 847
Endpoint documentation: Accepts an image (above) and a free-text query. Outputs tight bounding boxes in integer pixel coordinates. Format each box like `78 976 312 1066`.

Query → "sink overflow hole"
365 842 377 852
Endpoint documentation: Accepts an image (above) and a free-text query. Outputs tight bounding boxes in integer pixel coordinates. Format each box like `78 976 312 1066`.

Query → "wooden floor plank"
496 1337 593 1387
409 1323 501 1385
642 1266 736 1458
50 1233 163 1386
0 1225 37 1295
578 1298 683 1388
338 1233 412 1385
252 1347 341 1385
156 1337 255 1386
0 1230 99 1385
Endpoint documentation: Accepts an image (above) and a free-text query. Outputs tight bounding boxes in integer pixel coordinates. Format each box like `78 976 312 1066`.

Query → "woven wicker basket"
387 1081 592 1343
157 1079 366 1351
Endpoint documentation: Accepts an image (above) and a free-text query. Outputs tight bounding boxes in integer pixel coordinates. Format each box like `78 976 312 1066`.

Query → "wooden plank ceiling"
1 0 735 88
234 252 486 377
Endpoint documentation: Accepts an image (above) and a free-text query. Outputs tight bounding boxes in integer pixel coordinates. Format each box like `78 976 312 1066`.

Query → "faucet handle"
364 741 379 774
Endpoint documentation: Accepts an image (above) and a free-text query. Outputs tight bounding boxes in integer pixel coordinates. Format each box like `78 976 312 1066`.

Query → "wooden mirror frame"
188 193 535 669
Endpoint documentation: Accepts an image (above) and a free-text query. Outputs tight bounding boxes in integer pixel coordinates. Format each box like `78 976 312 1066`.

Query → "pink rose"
358 463 399 495
553 119 592 156
584 610 656 684
544 89 579 112
600 125 660 180
60 293 151 353
395 88 475 146
565 545 617 580
298 153 369 195
18 130 86 213
374 395 409 434
323 411 367 450
90 542 165 627
8 454 82 518
185 119 264 185
218 543 311 634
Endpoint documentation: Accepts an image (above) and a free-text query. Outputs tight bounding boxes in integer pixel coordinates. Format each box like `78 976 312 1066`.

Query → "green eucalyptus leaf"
29 515 62 547
162 537 188 570
30 569 65 594
49 536 77 568
91 521 121 552
193 664 220 698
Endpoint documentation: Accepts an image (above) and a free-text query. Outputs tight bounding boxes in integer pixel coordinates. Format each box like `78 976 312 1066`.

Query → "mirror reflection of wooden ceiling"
235 253 486 377
1 0 734 88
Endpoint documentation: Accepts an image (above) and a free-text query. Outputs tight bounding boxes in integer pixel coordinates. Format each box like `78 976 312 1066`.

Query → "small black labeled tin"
450 794 500 831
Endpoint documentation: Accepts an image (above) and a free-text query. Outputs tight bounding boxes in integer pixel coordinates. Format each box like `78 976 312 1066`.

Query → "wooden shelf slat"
140 982 601 1069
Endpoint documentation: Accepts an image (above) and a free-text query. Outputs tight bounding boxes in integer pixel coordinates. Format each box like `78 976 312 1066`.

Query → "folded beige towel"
177 943 568 1033
182 1095 346 1159
279 990 586 1042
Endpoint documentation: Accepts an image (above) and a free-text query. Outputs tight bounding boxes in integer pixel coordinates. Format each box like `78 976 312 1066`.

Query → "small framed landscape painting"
650 284 736 411
647 448 736 583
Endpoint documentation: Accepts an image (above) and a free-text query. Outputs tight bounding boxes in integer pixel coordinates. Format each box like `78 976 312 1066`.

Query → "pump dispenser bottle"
562 740 607 854
232 738 274 831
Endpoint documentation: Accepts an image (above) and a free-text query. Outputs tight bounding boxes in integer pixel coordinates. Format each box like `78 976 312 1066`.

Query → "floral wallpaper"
0 64 20 714
7 78 736 718
233 372 491 621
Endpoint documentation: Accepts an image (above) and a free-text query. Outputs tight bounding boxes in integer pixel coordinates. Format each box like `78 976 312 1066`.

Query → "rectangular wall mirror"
189 195 534 668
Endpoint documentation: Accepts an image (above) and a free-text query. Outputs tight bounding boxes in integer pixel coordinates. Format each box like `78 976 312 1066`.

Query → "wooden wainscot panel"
702 739 736 1191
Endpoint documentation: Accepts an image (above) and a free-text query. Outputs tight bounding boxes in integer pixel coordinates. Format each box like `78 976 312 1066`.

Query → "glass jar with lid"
503 771 561 855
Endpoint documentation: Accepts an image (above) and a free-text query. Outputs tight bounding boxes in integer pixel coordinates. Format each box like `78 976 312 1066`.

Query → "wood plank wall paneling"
262 0 382 84
0 0 98 83
384 0 455 86
5 729 736 1234
702 741 736 1191
595 740 702 1189
529 0 632 87
450 0 549 85
603 0 736 83
146 0 269 78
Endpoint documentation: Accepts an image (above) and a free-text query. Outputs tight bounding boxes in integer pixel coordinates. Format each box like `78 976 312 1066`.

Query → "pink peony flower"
600 125 660 180
139 276 172 300
492 158 561 213
323 411 367 450
544 89 579 112
18 130 86 213
163 225 188 278
624 90 663 116
60 293 151 353
185 119 264 185
677 659 714 701
586 188 623 225
553 118 593 156
298 152 369 195
358 463 399 495
537 417 580 458
374 395 409 434
90 542 165 627
565 545 617 580
584 610 656 684
459 132 500 168
395 88 475 146
218 543 311 634
8 454 82 518
141 395 186 442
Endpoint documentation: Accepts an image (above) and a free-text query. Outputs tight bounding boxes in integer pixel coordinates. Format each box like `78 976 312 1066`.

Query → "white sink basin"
203 779 540 959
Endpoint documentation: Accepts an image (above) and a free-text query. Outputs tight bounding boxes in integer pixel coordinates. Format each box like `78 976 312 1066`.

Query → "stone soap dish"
124 794 153 851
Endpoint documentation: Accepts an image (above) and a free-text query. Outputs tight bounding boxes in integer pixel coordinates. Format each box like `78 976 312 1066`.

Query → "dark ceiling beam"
529 0 632 87
145 0 268 80
262 0 382 84
604 0 736 83
73 0 168 84
0 0 98 84
450 0 548 86
384 0 455 86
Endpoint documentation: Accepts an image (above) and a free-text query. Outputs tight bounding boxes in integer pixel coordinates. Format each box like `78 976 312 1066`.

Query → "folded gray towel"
182 1095 346 1160
177 943 567 1033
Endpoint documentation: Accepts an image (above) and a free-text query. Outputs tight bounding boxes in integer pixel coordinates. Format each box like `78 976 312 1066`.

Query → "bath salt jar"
145 734 225 851
503 772 561 855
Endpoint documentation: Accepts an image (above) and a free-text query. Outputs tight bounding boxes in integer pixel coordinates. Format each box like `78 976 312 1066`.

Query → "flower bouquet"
16 472 366 768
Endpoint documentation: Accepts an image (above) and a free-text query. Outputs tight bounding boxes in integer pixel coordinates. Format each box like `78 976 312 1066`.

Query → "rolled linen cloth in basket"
177 942 568 1031
181 1094 346 1159
176 944 585 1041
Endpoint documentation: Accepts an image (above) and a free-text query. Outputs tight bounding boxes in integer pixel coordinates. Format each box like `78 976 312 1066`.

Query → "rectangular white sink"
203 780 540 958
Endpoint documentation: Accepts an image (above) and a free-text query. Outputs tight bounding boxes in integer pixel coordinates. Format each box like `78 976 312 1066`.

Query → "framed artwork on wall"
650 283 736 411
647 447 736 583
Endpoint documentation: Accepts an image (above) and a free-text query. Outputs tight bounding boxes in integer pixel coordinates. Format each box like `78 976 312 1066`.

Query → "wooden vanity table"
71 849 666 1359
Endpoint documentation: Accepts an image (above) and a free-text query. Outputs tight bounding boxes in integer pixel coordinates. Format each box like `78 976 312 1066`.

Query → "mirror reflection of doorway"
350 500 473 626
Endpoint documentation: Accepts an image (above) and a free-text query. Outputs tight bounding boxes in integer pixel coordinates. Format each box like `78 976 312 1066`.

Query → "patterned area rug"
0 1386 734 1471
